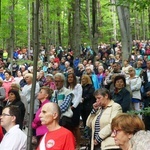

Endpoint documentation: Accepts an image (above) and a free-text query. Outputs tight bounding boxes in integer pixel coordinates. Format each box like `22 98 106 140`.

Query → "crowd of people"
0 40 150 149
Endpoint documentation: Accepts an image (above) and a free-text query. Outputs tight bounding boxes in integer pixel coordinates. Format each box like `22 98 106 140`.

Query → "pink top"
32 99 50 136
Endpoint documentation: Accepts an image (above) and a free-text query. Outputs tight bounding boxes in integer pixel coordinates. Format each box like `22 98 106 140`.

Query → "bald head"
39 103 61 126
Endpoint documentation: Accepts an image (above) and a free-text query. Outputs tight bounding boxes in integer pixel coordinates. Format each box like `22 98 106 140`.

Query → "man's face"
39 104 54 125
54 76 64 90
0 108 13 129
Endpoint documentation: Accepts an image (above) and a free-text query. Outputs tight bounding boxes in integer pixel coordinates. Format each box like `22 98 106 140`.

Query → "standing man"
51 73 74 130
37 103 75 150
0 105 27 149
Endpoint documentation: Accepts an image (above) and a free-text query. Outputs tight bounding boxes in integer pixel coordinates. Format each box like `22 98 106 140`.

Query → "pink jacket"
32 99 50 136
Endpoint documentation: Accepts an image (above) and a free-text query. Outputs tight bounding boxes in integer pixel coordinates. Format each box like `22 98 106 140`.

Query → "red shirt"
37 127 75 150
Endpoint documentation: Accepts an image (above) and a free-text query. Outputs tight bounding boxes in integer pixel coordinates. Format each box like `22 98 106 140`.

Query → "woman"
86 88 122 150
2 70 14 100
131 130 150 150
80 74 95 128
97 65 105 88
111 113 145 150
6 89 26 129
44 74 56 90
126 67 142 114
32 86 53 143
112 75 131 112
66 73 82 149
14 70 23 84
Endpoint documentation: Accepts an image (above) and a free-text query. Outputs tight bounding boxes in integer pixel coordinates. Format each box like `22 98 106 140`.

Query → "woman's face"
17 71 22 77
8 92 16 102
115 79 125 89
5 73 11 80
111 129 132 149
95 94 109 108
81 76 87 85
67 74 74 84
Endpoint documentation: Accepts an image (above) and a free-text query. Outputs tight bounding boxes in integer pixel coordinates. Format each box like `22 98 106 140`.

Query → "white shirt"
0 125 27 150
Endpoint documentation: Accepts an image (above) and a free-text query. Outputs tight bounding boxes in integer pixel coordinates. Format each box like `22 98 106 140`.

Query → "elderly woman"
112 75 131 112
131 130 150 150
111 113 145 150
126 67 142 114
86 88 122 150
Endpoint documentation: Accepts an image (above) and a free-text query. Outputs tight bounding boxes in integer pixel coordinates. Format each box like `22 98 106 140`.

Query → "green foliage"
128 107 150 116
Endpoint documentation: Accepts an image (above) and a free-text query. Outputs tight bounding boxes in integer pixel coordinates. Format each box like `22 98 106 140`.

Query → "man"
37 103 75 150
0 105 27 149
51 73 73 130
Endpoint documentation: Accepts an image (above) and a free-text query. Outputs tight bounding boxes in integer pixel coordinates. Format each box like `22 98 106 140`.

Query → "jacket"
86 100 122 150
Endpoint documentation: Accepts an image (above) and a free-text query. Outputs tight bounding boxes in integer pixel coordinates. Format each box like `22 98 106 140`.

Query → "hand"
94 139 98 145
93 102 100 110
146 91 150 97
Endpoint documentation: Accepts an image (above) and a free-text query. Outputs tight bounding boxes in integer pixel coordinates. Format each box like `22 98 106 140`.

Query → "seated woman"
131 130 150 150
6 89 26 129
86 88 122 150
111 113 145 150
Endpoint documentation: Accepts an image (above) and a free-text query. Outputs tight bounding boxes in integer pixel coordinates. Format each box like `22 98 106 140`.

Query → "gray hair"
54 73 65 82
131 130 150 150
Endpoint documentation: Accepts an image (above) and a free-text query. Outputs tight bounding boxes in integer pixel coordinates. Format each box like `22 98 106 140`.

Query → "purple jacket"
32 99 50 136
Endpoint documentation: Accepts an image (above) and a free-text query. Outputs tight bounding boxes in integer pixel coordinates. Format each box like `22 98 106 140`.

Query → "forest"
0 0 150 59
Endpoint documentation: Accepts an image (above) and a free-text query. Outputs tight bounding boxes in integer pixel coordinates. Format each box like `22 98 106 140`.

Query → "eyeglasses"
128 70 133 72
0 113 12 117
54 80 63 83
112 129 122 136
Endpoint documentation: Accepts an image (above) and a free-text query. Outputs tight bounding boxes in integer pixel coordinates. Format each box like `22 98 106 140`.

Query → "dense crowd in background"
0 39 150 149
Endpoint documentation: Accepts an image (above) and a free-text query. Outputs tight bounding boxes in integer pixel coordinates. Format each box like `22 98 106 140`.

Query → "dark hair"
8 89 21 102
114 75 126 87
94 88 111 99
4 70 12 76
66 73 77 89
3 105 21 125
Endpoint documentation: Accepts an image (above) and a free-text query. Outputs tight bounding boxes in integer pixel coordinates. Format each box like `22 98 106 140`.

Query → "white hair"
131 130 150 150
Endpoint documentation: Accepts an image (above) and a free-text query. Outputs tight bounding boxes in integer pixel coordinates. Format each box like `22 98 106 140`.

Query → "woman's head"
24 73 33 84
94 88 111 108
128 67 135 76
37 86 53 101
67 73 77 89
114 75 126 89
8 89 21 102
4 70 12 80
81 74 92 86
111 113 145 148
111 113 145 134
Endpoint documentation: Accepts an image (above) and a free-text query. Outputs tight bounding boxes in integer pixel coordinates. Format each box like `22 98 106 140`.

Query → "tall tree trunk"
57 11 61 46
116 1 132 61
27 0 31 57
72 0 80 56
9 0 15 73
46 0 50 50
148 7 150 39
27 1 40 149
92 0 99 52
86 0 92 44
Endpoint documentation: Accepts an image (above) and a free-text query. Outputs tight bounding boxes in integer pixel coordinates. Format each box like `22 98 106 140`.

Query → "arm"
60 94 73 113
72 84 82 108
